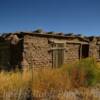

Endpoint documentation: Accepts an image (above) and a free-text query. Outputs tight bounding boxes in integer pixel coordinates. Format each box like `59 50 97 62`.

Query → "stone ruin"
0 30 100 70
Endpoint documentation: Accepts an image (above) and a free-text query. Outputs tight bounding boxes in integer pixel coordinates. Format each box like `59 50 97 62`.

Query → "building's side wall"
64 43 80 63
96 40 100 61
89 38 98 59
23 35 83 68
96 45 100 60
23 35 52 68
1 33 100 70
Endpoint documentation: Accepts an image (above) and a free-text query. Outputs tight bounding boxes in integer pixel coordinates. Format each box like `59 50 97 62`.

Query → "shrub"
64 58 99 87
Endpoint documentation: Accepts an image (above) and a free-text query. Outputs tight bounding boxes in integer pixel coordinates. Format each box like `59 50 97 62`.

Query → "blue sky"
0 0 100 36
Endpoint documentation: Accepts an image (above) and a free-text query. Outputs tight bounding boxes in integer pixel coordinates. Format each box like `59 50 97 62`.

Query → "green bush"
64 58 100 87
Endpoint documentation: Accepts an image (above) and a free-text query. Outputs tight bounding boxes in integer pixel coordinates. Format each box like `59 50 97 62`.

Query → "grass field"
0 58 100 100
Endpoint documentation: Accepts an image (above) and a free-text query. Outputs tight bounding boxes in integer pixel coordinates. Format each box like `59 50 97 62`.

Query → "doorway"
52 43 64 68
0 42 10 70
82 45 89 58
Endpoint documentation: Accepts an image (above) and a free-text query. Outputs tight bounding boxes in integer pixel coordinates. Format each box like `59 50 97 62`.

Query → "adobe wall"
96 40 100 60
88 37 100 61
64 43 80 63
23 35 82 68
23 35 52 68
18 35 100 68
89 37 97 58
1 32 100 70
96 45 100 60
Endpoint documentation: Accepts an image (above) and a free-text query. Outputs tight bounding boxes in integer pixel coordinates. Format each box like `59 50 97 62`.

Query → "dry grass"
0 71 30 100
0 58 99 100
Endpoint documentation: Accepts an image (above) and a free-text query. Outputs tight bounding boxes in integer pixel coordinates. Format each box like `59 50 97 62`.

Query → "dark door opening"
82 45 89 58
0 42 10 70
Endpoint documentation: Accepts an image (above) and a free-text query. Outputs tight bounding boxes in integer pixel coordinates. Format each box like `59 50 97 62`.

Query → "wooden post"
80 44 82 59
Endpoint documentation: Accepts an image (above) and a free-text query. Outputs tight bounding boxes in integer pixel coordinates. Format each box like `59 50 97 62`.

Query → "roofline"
1 31 90 42
15 32 89 42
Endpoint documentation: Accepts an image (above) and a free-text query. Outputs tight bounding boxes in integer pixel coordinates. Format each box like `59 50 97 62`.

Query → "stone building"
0 30 100 70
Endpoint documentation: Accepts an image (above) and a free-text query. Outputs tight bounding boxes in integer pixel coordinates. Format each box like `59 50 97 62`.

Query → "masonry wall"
21 35 100 68
1 33 100 70
64 43 80 63
23 35 84 68
88 37 100 62
96 45 100 60
89 38 97 58
23 35 52 68
95 41 100 61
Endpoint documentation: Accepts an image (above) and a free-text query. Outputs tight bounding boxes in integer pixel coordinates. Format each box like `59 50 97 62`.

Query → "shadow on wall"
0 34 24 71
10 39 24 70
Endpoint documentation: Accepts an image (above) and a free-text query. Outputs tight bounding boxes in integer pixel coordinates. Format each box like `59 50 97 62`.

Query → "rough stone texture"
23 35 52 68
89 37 97 58
96 45 100 60
65 43 80 63
0 32 100 69
23 35 83 68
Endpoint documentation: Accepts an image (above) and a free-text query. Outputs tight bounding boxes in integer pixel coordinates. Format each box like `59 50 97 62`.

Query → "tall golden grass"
0 58 99 100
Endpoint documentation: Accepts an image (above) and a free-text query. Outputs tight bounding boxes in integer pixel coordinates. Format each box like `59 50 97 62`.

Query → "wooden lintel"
49 47 66 51
66 41 89 44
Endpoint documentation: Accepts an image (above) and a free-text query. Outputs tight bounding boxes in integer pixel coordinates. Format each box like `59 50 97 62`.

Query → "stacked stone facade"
0 31 100 70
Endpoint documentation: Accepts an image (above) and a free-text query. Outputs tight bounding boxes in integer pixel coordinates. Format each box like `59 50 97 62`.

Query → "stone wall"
89 37 98 58
1 32 100 70
19 35 100 68
95 45 99 60
23 35 83 68
64 43 80 63
23 35 52 68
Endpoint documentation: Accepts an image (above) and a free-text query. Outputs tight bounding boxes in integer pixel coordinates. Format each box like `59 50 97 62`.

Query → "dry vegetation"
0 58 100 100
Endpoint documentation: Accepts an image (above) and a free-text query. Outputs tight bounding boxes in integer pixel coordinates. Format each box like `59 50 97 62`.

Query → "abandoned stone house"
0 30 100 70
